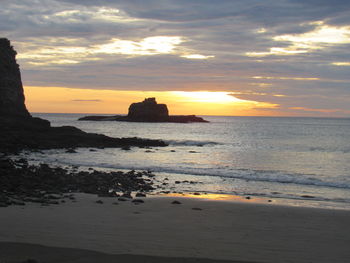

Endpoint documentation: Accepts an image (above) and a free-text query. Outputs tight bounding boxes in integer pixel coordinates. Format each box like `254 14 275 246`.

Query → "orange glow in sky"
24 86 279 116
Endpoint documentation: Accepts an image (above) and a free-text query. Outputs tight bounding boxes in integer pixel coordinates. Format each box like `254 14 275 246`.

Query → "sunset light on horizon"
25 86 280 116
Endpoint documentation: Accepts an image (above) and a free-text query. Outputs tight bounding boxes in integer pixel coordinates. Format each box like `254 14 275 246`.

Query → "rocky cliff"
0 38 29 117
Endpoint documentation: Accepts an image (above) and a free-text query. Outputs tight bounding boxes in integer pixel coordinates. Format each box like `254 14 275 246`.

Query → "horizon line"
30 112 350 119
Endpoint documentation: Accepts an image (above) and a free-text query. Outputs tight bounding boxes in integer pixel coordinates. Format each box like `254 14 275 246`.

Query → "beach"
1 194 350 263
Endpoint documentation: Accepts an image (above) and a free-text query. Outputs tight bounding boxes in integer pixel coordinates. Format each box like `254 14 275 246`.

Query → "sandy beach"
1 194 350 263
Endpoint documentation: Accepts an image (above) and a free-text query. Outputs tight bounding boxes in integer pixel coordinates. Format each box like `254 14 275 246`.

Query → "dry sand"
0 194 349 263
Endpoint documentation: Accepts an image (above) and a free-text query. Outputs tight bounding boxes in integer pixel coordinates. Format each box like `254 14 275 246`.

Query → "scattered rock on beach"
21 259 39 263
171 200 182 205
0 158 154 207
121 146 131 151
121 192 133 199
132 199 145 204
192 207 203 211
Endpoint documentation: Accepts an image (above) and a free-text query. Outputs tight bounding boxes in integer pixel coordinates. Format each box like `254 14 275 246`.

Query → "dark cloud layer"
1 0 350 116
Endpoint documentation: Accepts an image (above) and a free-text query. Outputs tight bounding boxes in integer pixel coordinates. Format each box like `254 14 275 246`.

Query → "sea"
22 113 350 210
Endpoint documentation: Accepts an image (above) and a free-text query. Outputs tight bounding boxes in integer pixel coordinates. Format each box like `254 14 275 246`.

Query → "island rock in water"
79 98 208 123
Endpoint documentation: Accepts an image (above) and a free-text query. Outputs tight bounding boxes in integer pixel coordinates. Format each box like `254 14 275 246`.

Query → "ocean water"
26 113 350 210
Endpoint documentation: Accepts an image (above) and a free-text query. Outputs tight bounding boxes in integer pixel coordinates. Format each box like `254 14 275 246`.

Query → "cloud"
332 62 350 66
1 0 350 117
246 21 350 57
181 54 215 60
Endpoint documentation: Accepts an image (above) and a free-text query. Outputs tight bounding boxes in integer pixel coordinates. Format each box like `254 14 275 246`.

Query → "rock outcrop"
79 98 209 123
128 98 169 122
0 39 167 153
0 38 29 117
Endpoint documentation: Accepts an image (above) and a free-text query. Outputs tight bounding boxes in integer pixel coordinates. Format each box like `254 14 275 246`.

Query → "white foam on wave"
165 139 220 146
34 154 350 190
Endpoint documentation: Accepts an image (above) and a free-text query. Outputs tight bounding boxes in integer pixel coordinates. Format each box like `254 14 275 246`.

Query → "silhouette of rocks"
79 97 209 123
0 158 156 207
0 39 167 153
128 97 169 122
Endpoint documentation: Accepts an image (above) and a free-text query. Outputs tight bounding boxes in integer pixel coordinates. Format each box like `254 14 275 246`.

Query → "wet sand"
0 194 349 263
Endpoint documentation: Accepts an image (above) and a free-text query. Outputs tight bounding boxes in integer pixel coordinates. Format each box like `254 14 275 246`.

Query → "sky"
1 0 350 116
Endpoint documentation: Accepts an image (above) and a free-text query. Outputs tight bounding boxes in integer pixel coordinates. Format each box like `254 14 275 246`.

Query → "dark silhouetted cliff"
0 38 29 117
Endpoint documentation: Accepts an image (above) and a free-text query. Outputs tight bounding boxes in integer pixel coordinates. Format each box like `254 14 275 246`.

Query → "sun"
170 91 243 104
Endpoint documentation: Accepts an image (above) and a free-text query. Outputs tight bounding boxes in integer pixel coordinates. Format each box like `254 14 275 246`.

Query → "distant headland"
0 38 167 152
79 97 209 123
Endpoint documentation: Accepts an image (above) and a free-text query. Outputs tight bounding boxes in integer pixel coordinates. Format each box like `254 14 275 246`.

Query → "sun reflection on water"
163 193 267 203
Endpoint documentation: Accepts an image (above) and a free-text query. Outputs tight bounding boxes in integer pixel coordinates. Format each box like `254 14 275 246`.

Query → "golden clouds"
181 54 215 60
331 62 350 66
93 36 183 56
247 21 350 57
45 7 139 23
17 36 214 66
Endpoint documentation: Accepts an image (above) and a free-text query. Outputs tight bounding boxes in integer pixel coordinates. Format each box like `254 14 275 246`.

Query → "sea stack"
128 97 169 122
0 38 30 117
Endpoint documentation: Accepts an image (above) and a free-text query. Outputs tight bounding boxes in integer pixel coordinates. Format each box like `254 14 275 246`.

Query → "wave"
23 149 350 190
165 139 220 147
39 157 350 190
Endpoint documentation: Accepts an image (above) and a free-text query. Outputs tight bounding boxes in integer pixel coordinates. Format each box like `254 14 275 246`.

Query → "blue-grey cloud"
1 0 350 116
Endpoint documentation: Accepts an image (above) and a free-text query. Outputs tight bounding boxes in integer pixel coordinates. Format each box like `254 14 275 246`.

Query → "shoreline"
5 154 350 211
1 193 350 263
